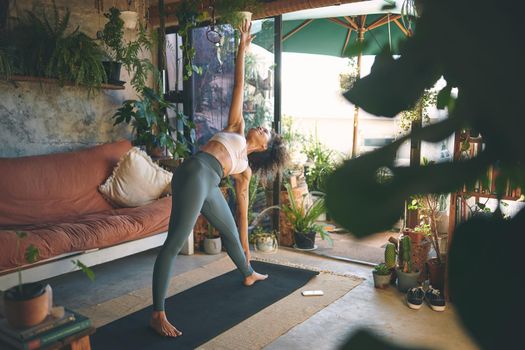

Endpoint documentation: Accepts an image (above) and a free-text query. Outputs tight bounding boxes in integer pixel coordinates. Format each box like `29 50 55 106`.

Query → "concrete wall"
0 0 151 157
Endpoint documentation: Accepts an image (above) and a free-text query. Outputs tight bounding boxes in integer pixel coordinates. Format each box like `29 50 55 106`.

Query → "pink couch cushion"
0 140 132 226
0 197 171 271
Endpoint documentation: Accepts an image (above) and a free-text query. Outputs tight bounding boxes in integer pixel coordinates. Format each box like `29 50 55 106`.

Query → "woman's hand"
239 19 253 49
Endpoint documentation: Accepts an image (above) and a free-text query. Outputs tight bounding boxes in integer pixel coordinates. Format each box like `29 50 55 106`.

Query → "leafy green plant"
14 231 39 296
327 0 523 348
0 46 13 79
281 183 332 245
47 31 107 91
99 7 125 63
303 133 336 193
215 0 261 28
3 3 107 90
112 86 195 159
174 0 204 81
373 263 390 276
398 89 437 132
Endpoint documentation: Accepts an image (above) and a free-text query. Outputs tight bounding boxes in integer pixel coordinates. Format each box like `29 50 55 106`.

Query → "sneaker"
425 286 446 311
406 286 425 310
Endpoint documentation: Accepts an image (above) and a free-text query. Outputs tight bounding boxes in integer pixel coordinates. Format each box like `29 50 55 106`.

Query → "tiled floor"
43 246 479 350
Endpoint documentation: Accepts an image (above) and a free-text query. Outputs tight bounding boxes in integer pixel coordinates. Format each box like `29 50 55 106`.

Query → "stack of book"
0 308 91 350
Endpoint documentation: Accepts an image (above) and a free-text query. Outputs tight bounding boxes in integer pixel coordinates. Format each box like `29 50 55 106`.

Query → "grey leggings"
152 152 254 311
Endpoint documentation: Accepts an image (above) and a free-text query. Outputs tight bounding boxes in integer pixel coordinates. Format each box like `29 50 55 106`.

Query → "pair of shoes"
425 285 446 312
406 285 446 311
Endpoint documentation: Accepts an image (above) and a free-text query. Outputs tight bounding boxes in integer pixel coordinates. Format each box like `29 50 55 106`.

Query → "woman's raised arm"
224 20 252 135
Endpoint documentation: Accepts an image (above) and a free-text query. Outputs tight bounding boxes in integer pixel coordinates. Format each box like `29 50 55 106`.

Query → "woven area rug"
79 257 362 349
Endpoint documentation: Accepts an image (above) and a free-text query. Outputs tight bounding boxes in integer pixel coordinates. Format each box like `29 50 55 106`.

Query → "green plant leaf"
72 259 95 282
25 244 39 264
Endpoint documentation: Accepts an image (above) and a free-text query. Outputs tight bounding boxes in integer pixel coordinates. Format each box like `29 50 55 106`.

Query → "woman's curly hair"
248 132 290 178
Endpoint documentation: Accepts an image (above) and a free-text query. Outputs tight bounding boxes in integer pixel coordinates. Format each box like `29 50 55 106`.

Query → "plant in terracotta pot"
372 263 391 289
3 232 48 329
396 236 420 292
281 183 332 250
3 232 96 329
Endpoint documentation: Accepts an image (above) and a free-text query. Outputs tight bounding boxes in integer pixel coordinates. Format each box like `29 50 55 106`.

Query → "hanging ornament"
206 0 222 46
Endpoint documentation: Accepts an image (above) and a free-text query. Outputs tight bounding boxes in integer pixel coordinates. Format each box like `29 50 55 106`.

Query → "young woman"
150 20 288 337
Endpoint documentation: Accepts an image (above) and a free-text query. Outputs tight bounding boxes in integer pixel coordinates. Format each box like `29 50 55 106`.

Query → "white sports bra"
209 132 249 175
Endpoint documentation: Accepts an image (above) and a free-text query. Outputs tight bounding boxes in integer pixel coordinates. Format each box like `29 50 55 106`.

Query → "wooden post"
351 23 365 158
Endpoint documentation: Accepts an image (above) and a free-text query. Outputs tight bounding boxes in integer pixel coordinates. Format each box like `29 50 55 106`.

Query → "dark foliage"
327 0 525 348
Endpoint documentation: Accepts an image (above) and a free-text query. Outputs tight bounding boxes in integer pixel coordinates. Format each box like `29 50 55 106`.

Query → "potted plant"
395 235 420 292
407 161 447 289
215 0 261 28
372 263 391 289
174 0 204 81
112 86 195 159
281 183 332 250
99 7 125 84
4 4 107 90
250 227 278 254
203 223 222 255
3 232 96 329
3 232 48 329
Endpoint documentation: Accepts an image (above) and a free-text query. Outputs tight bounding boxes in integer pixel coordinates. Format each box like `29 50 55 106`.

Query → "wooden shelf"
8 75 125 90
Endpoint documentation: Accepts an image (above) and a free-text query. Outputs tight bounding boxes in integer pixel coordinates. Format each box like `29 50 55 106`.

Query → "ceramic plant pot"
372 271 391 289
294 231 316 250
4 283 49 328
254 235 278 253
396 268 420 292
204 237 222 255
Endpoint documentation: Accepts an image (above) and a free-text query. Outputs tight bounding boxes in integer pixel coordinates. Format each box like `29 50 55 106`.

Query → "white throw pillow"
99 147 172 207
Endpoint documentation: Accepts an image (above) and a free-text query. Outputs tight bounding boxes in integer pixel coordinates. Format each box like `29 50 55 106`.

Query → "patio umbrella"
253 0 412 157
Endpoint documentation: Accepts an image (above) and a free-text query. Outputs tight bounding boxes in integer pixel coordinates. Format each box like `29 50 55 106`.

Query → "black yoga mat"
91 261 319 350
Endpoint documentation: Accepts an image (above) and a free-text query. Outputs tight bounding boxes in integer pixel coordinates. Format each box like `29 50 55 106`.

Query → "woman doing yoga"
150 20 288 337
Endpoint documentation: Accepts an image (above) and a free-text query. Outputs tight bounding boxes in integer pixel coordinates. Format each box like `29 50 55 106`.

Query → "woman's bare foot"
150 311 182 337
243 271 268 286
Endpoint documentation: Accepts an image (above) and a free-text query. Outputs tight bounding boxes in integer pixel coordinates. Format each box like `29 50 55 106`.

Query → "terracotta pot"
427 258 446 291
405 228 425 245
4 283 49 329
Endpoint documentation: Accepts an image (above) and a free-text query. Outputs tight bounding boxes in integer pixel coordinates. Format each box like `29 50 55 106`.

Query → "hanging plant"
174 0 204 80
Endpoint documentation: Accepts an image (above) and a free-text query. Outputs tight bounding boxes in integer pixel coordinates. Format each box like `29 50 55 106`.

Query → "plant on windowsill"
3 232 95 329
281 183 332 250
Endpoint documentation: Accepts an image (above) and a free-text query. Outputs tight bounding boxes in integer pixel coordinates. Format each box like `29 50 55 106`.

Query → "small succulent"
373 263 391 276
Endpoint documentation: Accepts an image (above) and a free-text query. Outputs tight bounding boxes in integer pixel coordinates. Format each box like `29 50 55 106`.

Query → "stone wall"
0 0 152 157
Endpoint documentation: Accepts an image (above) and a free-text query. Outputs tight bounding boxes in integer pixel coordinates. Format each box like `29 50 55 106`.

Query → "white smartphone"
301 290 324 296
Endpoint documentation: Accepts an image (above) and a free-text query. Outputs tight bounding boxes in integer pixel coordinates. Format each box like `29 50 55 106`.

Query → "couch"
0 140 176 288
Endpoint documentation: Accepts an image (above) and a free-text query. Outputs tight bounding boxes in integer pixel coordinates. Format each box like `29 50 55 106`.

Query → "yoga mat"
91 261 319 350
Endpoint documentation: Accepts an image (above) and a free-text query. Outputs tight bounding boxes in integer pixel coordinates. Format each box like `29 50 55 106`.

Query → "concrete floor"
43 247 479 350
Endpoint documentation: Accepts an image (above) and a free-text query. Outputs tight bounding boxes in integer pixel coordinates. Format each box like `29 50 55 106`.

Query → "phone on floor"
302 290 324 296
